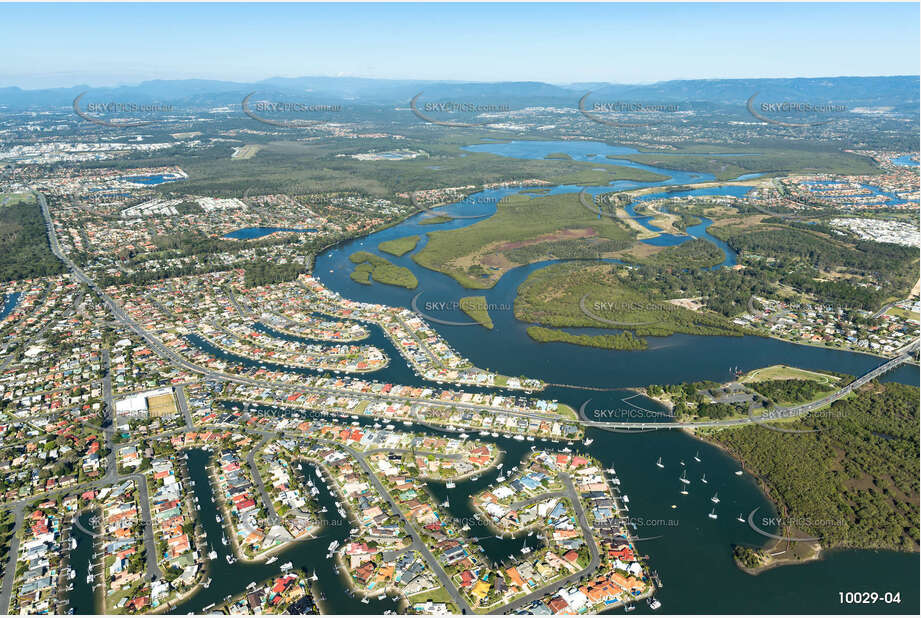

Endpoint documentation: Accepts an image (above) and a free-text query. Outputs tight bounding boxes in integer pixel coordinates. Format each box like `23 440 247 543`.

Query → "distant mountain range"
0 75 917 112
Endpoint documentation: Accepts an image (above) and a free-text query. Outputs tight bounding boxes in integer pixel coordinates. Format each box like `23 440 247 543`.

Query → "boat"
216 514 222 523
624 603 636 612
622 494 630 503
247 582 257 590
497 463 504 470
361 598 370 604
328 540 340 552
649 597 662 610
203 578 212 589
693 451 701 463
735 469 743 476
265 556 278 564
446 481 456 489
656 457 664 469
221 535 228 545
737 514 745 523
70 538 77 550
605 467 616 475
459 433 469 440
708 508 718 520
680 460 685 467
584 438 594 445
679 486 688 496
701 474 708 484
226 555 236 564
471 476 479 481
496 476 506 483
350 528 359 534
490 432 498 438
711 492 720 504
513 434 524 441
86 573 93 584
561 447 572 453
679 471 690 485
208 550 218 560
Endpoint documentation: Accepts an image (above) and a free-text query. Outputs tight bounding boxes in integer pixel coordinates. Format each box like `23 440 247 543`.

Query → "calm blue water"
891 155 919 167
223 227 317 240
0 292 20 321
802 180 907 207
119 173 184 185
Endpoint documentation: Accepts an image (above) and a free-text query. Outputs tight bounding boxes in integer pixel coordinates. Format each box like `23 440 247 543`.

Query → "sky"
1 2 918 89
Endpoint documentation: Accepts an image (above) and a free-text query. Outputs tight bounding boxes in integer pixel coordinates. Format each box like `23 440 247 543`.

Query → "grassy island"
458 296 494 329
349 251 418 289
378 235 420 256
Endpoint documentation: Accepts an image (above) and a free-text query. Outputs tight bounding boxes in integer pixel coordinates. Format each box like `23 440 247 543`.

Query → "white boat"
361 598 370 604
496 476 506 482
679 471 690 485
708 508 718 520
735 469 743 476
216 514 222 523
86 573 93 584
226 555 236 564
625 603 636 612
694 451 701 463
737 514 745 523
656 457 664 469
622 494 629 503
584 438 594 445
490 432 498 438
648 598 662 610
562 447 572 453
471 476 479 481
350 528 359 534
605 467 616 475
266 556 278 564
203 578 212 589
513 435 524 441
679 486 688 495
328 540 340 552
221 535 228 545
459 433 469 439
711 492 720 504
71 538 77 550
208 550 218 560
247 581 257 590
701 474 708 484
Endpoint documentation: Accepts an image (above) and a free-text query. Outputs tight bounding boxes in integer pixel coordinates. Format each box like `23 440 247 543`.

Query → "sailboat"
708 508 718 520
693 451 701 463
735 469 743 476
736 513 745 523
700 474 708 484
679 485 688 496
679 470 690 485
711 492 720 504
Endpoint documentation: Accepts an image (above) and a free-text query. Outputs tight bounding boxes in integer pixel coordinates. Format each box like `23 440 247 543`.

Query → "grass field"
412 192 636 289
740 364 840 385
